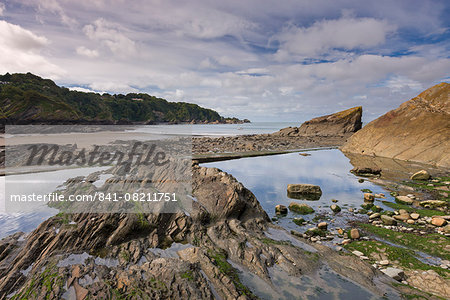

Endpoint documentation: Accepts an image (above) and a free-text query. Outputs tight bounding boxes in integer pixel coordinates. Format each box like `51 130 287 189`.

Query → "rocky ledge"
341 83 450 168
273 106 362 137
193 107 362 156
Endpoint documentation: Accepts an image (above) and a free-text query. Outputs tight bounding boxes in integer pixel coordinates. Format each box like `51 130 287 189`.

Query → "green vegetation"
180 270 194 281
381 201 446 217
305 228 328 237
293 217 306 226
361 189 373 193
120 250 131 263
11 263 65 300
403 177 450 201
289 204 315 215
207 249 257 299
0 72 238 124
344 240 449 277
391 283 445 300
358 223 450 260
54 212 70 225
361 203 373 210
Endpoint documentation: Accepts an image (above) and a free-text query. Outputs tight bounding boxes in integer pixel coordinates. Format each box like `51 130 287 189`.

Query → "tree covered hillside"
0 73 243 124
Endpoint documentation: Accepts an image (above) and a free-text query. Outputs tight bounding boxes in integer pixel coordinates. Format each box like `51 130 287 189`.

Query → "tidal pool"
202 149 397 232
0 166 109 239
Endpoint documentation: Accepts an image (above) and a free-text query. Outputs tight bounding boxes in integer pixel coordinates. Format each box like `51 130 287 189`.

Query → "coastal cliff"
341 83 450 168
274 106 362 137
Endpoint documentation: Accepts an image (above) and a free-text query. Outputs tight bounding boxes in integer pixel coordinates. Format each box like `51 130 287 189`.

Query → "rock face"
341 83 450 168
275 106 362 137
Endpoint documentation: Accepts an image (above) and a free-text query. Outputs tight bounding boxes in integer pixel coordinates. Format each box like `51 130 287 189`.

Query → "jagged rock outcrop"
341 83 450 168
274 106 362 137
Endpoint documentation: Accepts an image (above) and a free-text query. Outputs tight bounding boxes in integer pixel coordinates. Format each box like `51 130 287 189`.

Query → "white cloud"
385 76 423 92
36 0 77 27
0 3 5 16
83 18 137 56
0 20 64 78
68 86 103 93
2 1 449 122
275 16 396 59
76 46 99 58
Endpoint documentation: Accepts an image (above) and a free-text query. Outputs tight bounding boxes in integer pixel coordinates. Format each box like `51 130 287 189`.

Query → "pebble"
410 213 420 220
352 250 364 257
379 260 390 266
350 228 360 239
431 218 447 227
317 222 328 230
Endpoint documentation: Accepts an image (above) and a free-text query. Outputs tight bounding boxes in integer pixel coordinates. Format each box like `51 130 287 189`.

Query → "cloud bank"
1 0 449 121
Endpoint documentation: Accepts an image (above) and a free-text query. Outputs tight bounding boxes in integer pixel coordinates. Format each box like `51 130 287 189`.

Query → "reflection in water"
203 149 397 232
228 259 399 300
0 167 108 239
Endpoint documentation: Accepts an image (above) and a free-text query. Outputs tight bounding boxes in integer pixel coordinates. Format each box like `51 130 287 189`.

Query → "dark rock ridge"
274 106 362 137
341 83 450 168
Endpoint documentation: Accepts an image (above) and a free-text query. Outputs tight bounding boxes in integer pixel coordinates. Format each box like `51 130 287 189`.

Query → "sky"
0 0 449 122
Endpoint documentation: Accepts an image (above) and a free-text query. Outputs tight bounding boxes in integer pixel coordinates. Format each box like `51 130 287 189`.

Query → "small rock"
410 170 430 180
348 208 354 212
407 219 415 224
381 215 397 225
299 153 311 156
374 193 386 198
350 228 360 239
330 204 341 213
394 214 410 221
382 267 405 281
369 213 381 219
332 199 338 203
358 179 365 183
360 256 369 260
317 222 328 230
352 250 364 257
351 167 381 176
287 184 322 200
337 228 344 235
379 260 390 266
396 196 413 205
341 239 351 245
410 213 420 220
288 202 315 215
431 218 447 227
364 193 375 202
419 200 446 208
443 224 450 234
275 204 288 215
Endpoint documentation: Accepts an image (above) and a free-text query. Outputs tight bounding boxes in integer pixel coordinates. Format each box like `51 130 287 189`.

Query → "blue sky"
0 0 449 122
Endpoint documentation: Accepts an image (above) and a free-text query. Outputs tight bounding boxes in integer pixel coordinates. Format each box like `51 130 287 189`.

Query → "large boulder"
341 83 450 168
287 184 322 200
274 106 362 137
